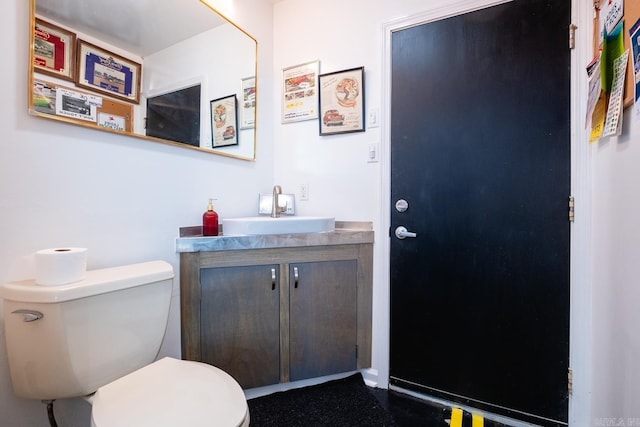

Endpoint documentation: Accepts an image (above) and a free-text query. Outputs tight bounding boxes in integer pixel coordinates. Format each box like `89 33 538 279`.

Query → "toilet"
0 260 249 427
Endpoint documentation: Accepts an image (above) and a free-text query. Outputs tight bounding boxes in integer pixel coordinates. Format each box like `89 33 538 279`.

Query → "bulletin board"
588 0 634 141
32 79 134 132
622 1 639 107
593 0 639 109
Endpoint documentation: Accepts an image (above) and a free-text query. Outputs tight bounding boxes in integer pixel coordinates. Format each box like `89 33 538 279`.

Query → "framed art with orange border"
34 18 77 82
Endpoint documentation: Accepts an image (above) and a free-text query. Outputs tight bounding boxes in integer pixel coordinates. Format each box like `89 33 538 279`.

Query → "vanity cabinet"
288 259 357 382
179 236 373 390
200 264 281 389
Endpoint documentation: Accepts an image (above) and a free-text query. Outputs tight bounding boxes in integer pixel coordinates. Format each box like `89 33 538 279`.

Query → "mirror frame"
28 0 258 161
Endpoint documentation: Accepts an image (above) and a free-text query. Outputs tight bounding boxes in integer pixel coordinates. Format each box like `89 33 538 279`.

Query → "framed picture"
34 18 76 82
282 60 320 123
76 39 141 104
318 66 365 135
210 94 239 148
96 99 134 133
55 85 100 123
240 76 256 129
33 79 133 132
32 80 57 116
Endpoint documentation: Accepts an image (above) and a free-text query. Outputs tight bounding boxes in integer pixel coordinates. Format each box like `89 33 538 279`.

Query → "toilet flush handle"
12 309 43 322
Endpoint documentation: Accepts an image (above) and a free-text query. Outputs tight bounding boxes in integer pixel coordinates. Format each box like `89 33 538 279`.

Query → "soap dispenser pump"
202 198 219 236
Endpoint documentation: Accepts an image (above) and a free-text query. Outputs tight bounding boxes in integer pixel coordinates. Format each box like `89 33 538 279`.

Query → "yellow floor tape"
451 407 463 427
449 407 484 427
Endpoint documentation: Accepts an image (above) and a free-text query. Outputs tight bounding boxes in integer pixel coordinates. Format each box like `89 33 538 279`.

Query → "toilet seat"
91 357 249 427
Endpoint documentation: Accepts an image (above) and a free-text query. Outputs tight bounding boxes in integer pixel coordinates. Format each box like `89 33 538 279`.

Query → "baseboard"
361 368 380 388
389 384 545 427
244 370 365 400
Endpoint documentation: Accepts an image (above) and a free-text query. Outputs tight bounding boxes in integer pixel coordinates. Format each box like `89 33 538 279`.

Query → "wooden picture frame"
76 39 141 104
34 18 76 82
33 79 134 132
210 94 239 148
282 60 320 123
318 66 365 135
240 76 256 129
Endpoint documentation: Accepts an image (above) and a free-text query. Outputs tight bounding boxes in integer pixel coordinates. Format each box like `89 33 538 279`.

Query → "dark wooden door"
389 1 571 424
289 260 357 381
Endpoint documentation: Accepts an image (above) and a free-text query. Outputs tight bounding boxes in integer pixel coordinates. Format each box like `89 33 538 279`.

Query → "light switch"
368 143 379 163
368 108 380 128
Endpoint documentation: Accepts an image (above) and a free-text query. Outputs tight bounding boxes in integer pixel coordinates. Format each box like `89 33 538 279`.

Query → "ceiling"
36 0 227 57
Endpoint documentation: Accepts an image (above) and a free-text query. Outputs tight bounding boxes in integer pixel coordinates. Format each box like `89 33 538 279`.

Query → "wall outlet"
258 194 295 215
299 184 309 201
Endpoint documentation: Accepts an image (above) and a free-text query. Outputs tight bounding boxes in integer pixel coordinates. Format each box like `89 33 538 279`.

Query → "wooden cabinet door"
289 260 358 381
200 264 280 389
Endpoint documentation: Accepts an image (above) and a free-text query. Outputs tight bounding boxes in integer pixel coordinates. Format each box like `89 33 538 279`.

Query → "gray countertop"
175 221 374 253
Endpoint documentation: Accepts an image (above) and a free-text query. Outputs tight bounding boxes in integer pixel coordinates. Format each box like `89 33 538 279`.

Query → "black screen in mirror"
146 84 201 147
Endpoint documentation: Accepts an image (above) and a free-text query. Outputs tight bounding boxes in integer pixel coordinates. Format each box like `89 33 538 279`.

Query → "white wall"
3 0 638 425
271 0 436 402
143 23 256 155
0 0 274 425
271 0 636 426
591 109 640 422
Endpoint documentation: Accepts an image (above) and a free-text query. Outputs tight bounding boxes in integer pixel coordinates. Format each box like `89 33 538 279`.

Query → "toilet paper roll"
35 247 88 286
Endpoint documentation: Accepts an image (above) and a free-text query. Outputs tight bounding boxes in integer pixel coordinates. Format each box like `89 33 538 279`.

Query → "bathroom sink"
222 216 335 236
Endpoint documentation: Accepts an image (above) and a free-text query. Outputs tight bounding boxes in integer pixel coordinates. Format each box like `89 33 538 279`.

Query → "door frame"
377 0 593 425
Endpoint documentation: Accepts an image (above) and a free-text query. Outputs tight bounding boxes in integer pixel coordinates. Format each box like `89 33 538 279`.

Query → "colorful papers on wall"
602 0 624 36
630 18 640 102
602 20 626 94
587 54 606 142
603 50 629 137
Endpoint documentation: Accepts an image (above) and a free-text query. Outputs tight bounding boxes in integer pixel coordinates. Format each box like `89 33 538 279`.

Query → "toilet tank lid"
0 260 174 303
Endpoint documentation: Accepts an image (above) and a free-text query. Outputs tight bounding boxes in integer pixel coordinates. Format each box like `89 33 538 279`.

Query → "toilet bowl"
0 260 248 426
91 357 249 427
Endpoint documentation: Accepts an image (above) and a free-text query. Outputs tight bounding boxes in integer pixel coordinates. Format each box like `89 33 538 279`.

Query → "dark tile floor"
369 387 446 426
369 387 508 427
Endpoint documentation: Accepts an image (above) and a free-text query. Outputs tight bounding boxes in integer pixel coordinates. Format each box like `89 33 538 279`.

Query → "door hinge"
569 24 578 49
568 368 573 395
569 196 575 222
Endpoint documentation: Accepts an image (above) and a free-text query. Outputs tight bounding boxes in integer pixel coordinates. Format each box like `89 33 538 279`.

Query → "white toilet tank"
0 260 174 400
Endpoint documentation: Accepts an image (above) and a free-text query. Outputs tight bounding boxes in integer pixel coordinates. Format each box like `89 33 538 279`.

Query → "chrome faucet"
271 185 286 218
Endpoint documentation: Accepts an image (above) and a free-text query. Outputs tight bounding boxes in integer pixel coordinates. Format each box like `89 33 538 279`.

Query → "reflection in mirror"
30 0 257 161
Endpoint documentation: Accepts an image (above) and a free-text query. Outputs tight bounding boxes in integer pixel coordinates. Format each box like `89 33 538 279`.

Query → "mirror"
29 0 257 161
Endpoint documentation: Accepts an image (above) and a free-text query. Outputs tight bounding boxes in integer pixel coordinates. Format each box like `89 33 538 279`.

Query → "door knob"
395 226 417 239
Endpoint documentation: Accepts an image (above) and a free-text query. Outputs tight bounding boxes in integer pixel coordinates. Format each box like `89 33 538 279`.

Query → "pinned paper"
602 0 624 36
602 49 630 137
590 94 607 143
630 18 640 103
586 53 602 129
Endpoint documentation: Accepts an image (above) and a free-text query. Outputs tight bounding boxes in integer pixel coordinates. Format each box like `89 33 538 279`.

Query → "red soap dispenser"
202 198 219 236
